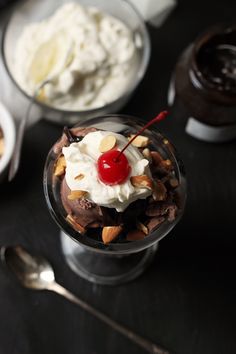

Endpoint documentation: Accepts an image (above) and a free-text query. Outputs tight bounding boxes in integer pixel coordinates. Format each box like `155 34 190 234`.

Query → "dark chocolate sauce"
197 30 236 94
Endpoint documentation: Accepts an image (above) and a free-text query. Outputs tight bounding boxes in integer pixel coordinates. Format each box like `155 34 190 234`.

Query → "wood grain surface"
0 0 236 353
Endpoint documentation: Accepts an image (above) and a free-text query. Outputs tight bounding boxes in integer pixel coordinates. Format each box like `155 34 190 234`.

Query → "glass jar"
168 24 236 142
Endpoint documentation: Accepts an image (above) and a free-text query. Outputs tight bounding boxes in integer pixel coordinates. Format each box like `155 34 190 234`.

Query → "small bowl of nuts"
0 101 16 180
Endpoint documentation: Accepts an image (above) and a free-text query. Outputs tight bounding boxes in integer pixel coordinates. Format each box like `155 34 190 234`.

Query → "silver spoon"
8 81 49 182
8 44 74 182
1 245 170 354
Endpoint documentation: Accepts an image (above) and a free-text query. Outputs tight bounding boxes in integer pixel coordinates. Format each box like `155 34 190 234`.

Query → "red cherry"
97 150 131 185
97 110 169 186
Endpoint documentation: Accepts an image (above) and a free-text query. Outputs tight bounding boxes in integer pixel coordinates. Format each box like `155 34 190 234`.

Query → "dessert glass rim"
1 0 151 115
43 114 186 255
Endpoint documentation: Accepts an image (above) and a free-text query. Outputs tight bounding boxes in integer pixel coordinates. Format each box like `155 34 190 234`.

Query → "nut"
99 135 116 153
137 221 148 235
102 225 123 244
130 175 153 190
67 190 88 200
160 159 173 172
150 151 164 165
142 148 151 160
153 180 167 201
167 177 179 189
128 135 149 148
66 214 86 234
151 151 173 174
126 229 146 241
146 201 176 218
74 173 85 181
54 155 66 176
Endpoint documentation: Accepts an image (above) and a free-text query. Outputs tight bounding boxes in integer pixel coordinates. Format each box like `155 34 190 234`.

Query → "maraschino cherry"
97 111 168 186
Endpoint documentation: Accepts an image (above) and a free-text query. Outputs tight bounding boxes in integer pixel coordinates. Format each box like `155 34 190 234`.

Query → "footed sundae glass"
44 115 186 285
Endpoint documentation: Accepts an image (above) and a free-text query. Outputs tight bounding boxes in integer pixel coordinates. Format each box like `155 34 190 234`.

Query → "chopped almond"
168 178 179 189
137 221 149 235
67 190 88 200
99 135 116 153
153 180 167 201
142 148 151 160
54 155 66 176
163 138 169 145
66 215 86 234
130 175 153 190
74 173 85 181
102 226 123 244
160 159 173 172
128 134 149 148
151 151 173 174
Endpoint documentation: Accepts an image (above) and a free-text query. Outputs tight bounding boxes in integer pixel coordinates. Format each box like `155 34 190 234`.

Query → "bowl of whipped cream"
2 0 150 125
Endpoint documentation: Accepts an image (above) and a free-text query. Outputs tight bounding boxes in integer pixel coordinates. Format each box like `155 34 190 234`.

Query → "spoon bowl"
1 245 55 290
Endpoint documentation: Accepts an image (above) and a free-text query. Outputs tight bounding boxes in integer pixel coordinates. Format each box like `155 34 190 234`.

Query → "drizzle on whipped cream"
62 131 151 212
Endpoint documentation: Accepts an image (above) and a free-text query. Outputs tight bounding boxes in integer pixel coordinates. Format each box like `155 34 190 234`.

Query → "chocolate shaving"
53 127 98 154
127 229 146 241
121 199 147 226
100 207 118 226
161 175 179 189
154 161 173 176
63 126 82 144
147 216 165 233
150 151 164 165
146 200 177 218
167 204 177 221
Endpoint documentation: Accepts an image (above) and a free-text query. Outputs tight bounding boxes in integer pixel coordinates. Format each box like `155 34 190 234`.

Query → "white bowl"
2 0 151 125
0 101 16 179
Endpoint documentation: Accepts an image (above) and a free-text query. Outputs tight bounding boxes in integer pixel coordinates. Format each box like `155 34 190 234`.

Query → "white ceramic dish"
2 0 151 125
0 101 16 179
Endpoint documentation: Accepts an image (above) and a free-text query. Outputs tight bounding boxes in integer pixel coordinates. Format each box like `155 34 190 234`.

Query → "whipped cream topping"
13 2 138 111
62 131 151 212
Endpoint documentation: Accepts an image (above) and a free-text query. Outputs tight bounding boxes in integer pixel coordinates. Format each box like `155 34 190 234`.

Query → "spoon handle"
8 81 47 181
48 282 170 354
8 102 31 181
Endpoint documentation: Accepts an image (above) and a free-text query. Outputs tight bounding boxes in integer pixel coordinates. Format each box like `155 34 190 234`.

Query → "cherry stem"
115 110 169 162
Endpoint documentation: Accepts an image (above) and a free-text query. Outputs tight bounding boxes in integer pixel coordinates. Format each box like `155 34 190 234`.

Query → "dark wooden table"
1 1 236 353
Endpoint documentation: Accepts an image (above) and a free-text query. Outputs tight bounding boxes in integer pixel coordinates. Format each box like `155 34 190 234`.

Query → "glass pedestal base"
60 231 158 286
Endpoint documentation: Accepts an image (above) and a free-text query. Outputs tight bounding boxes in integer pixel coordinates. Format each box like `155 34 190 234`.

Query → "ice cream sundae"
47 112 181 245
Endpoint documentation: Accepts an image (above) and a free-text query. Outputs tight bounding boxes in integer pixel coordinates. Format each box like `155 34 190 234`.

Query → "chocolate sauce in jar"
196 30 236 96
169 24 236 142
